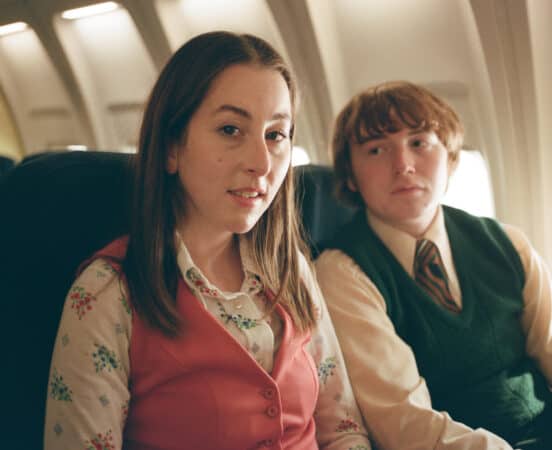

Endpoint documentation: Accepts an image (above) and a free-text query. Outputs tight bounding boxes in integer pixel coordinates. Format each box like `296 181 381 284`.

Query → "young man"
316 81 552 450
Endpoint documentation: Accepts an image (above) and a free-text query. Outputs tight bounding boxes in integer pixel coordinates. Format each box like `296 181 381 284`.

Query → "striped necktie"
413 239 460 313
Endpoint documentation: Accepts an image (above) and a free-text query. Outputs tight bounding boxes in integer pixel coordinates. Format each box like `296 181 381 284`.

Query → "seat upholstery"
294 163 357 256
1 151 132 450
0 155 15 177
0 151 355 449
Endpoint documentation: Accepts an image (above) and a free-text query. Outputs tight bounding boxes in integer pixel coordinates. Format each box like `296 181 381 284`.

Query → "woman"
44 31 370 450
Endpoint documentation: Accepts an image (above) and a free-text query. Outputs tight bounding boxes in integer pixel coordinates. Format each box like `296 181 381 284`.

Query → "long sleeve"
300 254 372 450
503 225 552 383
315 249 513 450
44 258 132 450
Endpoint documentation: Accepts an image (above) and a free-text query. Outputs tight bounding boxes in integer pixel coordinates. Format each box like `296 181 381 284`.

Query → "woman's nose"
245 136 271 176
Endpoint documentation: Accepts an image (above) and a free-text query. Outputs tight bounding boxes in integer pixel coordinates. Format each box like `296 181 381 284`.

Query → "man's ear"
166 144 179 174
447 151 459 177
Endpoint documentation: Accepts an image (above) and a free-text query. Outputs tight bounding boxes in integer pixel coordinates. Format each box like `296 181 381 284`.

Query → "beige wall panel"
0 86 23 161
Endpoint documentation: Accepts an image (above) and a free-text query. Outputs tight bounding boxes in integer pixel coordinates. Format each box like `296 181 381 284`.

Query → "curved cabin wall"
0 85 23 161
529 0 552 264
0 0 551 265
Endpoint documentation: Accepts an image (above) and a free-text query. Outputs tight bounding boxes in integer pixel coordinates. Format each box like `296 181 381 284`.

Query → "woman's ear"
347 176 358 192
166 144 179 174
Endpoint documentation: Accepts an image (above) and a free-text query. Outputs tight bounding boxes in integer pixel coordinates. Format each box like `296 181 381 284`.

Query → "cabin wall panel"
0 85 23 160
0 27 81 153
528 0 552 265
335 0 474 92
54 6 156 150
457 0 506 219
107 103 144 151
266 0 333 163
305 0 348 114
156 0 285 54
30 110 80 152
469 0 544 259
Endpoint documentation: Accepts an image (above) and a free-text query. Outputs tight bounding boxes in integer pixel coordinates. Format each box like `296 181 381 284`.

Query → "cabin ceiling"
0 0 524 158
0 0 551 260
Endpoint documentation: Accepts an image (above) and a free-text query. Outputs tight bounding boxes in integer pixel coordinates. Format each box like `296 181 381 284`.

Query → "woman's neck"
178 224 244 293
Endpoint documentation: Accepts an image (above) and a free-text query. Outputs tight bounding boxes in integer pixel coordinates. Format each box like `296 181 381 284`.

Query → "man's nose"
393 146 415 175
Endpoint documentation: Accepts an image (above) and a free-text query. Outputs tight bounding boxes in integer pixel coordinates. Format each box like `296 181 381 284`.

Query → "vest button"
266 404 279 417
262 438 275 447
262 388 276 399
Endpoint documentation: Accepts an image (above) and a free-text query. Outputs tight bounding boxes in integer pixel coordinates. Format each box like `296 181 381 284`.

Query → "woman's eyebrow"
215 104 251 118
214 104 291 122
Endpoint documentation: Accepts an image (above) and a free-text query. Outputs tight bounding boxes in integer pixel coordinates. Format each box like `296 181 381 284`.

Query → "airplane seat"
0 151 355 449
294 163 358 256
0 150 132 450
0 154 16 177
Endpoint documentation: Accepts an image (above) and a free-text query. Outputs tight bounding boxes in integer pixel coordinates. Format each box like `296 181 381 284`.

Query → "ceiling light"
61 2 119 20
0 22 28 37
66 145 88 151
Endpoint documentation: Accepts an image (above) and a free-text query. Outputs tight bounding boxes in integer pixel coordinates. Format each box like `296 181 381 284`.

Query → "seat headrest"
1 151 133 450
293 163 357 255
0 155 16 176
0 151 356 449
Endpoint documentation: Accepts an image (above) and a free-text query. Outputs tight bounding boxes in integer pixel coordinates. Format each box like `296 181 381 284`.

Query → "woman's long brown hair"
124 31 317 337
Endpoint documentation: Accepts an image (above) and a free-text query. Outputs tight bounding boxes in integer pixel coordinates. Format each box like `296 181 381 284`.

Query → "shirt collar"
367 206 452 276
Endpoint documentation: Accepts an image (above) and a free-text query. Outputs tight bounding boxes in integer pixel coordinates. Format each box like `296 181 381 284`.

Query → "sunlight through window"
442 149 495 218
292 146 310 166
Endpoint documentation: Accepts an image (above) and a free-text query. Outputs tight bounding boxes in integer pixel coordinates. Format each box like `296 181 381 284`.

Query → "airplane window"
292 146 311 167
442 149 495 218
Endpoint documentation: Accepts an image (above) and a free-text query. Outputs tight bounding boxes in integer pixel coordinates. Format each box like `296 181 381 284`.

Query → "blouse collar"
175 232 264 299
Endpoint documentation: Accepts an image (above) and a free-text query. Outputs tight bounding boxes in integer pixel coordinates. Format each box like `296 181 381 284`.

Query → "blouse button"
266 405 279 418
262 388 276 399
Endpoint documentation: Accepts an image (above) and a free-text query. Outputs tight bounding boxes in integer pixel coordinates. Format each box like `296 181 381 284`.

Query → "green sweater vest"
329 206 551 440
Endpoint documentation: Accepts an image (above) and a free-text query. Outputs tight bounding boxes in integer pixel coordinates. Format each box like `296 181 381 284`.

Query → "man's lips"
391 185 424 194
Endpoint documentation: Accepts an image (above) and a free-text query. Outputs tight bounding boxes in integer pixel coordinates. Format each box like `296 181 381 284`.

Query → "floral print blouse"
44 235 371 450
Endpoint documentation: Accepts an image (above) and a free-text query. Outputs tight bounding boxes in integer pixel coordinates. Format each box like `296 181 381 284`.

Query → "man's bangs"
351 95 437 143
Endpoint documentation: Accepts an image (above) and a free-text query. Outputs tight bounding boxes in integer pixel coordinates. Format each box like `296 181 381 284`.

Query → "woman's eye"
219 125 240 136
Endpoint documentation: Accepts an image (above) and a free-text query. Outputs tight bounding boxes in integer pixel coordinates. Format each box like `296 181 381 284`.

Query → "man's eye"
411 139 428 148
220 125 240 136
368 147 384 155
266 130 287 142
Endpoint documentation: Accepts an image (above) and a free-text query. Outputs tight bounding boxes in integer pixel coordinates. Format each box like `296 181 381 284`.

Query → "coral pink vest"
92 237 319 450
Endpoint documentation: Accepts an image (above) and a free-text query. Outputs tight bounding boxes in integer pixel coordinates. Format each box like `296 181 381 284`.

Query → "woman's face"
167 64 292 241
